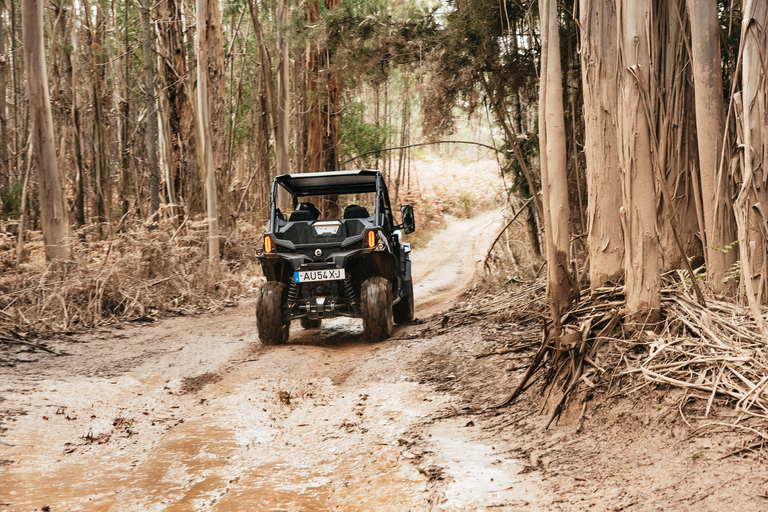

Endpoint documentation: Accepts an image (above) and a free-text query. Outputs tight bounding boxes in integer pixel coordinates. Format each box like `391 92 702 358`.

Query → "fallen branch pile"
454 271 768 423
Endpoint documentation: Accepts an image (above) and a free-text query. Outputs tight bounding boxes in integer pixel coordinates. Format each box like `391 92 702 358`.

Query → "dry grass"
0 218 263 335
0 157 501 335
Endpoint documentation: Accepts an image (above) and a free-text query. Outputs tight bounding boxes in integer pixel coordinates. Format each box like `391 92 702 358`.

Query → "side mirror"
400 205 415 234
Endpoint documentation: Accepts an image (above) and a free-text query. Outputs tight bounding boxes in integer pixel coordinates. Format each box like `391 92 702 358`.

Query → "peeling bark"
687 0 736 294
617 0 660 324
580 0 624 289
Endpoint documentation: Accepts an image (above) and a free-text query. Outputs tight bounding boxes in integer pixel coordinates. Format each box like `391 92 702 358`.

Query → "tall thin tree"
139 0 160 218
539 0 576 338
22 0 71 263
197 0 220 261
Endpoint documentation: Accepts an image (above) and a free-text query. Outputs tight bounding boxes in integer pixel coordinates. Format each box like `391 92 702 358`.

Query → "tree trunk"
539 0 577 336
0 0 7 189
734 0 768 335
119 0 131 220
480 73 545 226
140 0 160 219
197 0 220 261
257 59 272 208
305 0 322 174
293 57 304 174
71 12 85 229
687 0 736 294
323 0 341 176
580 0 624 288
22 0 71 263
275 0 290 176
157 72 177 221
202 0 228 228
159 0 203 218
83 0 110 232
617 0 661 324
10 0 20 186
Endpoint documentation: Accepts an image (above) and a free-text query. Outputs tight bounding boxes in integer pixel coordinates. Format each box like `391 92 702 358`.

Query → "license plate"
294 268 346 283
313 221 341 236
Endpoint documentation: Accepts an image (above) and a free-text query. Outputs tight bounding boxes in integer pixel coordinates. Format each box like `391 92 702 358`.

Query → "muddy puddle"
425 418 541 510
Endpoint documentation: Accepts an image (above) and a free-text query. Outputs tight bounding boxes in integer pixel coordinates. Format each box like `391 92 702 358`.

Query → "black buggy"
255 170 416 343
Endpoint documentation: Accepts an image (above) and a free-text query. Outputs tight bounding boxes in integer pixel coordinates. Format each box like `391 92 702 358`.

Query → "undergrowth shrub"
0 219 264 334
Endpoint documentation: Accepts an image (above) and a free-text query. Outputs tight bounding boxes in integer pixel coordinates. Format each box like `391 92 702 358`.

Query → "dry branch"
454 270 768 422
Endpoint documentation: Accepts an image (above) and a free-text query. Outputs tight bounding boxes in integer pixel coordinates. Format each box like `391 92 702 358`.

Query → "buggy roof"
274 170 381 197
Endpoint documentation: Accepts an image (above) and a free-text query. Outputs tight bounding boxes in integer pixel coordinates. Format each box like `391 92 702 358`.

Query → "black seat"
343 204 370 219
289 202 321 222
288 210 316 222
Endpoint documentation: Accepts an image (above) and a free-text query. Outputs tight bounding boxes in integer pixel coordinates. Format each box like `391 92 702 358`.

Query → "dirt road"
2 211 539 512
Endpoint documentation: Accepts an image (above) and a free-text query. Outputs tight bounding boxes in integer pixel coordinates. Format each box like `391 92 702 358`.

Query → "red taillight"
264 234 274 253
366 230 376 249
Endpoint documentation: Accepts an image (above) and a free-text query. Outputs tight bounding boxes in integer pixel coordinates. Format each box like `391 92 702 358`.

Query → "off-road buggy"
255 170 416 343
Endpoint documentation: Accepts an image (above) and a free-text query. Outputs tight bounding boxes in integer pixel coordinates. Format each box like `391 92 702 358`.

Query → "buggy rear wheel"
257 281 290 344
393 279 415 324
361 276 394 342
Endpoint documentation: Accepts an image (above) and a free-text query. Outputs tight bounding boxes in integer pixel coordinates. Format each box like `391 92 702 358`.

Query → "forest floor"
2 160 768 511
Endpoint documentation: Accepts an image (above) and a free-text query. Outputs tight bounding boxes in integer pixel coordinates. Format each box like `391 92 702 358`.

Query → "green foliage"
422 0 538 139
719 0 742 98
707 239 738 254
339 100 390 167
287 0 440 85
0 183 24 220
503 129 539 198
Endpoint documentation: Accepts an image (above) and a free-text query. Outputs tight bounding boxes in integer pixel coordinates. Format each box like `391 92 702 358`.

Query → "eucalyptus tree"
139 0 160 219
22 0 71 263
197 0 220 261
579 0 623 289
539 0 576 333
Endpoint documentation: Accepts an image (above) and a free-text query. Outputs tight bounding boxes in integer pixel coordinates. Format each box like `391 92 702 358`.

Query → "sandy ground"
3 206 768 511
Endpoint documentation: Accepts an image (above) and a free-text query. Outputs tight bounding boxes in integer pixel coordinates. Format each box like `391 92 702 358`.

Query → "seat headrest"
288 210 316 222
296 202 321 219
343 205 370 219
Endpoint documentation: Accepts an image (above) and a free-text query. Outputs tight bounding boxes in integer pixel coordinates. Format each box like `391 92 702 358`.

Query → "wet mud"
6 209 763 511
1 212 521 511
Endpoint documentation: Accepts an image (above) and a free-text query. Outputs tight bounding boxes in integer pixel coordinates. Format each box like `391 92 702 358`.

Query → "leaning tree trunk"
22 0 71 264
617 0 660 325
687 0 736 294
539 0 577 338
140 0 160 219
580 0 624 289
197 0 220 261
